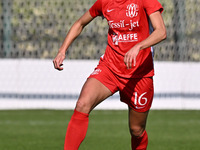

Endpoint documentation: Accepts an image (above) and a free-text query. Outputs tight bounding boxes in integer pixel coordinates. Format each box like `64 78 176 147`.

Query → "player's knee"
129 125 145 137
75 99 92 114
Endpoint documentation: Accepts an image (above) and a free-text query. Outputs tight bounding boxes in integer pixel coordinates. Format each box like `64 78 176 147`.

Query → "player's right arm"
53 11 94 71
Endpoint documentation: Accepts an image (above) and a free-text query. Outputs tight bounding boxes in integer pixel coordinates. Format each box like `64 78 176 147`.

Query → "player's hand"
124 45 140 69
53 51 66 71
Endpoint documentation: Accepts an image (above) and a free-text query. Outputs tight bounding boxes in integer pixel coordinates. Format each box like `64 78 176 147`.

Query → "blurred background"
0 0 200 110
0 0 199 60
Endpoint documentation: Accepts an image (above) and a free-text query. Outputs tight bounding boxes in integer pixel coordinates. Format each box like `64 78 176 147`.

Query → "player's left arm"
124 11 166 69
137 11 167 50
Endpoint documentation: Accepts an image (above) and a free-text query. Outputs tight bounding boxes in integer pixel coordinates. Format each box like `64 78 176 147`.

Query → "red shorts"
88 63 154 112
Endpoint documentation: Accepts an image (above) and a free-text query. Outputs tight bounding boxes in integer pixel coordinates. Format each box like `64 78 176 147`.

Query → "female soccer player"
53 0 166 149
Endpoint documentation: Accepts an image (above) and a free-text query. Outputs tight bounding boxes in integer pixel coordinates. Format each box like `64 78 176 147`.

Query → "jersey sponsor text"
112 33 138 45
108 20 139 31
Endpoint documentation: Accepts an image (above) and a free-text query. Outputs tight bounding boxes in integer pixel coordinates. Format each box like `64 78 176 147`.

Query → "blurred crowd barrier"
0 60 200 110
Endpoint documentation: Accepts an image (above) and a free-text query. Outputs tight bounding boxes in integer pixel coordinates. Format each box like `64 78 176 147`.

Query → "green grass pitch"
0 110 200 150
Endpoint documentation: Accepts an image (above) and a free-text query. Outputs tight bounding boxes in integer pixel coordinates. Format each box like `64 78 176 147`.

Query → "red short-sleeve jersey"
89 0 163 78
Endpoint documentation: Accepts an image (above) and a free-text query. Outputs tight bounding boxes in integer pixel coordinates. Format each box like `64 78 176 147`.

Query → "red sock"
64 110 89 150
131 130 148 150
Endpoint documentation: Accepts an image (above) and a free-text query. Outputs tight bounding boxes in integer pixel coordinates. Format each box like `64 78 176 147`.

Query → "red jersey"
89 0 163 78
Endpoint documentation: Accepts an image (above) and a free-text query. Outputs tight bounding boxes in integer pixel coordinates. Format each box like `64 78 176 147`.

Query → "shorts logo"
91 69 102 75
126 3 139 18
134 92 147 109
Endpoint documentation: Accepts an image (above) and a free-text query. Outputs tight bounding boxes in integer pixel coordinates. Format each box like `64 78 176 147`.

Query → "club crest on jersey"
126 3 139 18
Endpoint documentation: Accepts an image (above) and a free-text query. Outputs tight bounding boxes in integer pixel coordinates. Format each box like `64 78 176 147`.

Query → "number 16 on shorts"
134 92 148 109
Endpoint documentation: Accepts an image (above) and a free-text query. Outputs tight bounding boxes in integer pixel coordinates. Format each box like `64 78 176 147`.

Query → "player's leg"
119 77 154 150
75 78 113 114
64 78 113 150
129 108 149 150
